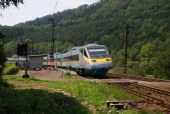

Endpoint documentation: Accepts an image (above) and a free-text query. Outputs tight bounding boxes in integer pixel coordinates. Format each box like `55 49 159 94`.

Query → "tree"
0 0 23 9
129 47 140 61
154 39 170 79
0 0 23 79
138 43 156 76
140 43 156 59
0 32 6 78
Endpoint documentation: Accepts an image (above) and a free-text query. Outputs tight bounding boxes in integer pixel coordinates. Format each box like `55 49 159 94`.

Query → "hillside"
0 0 170 79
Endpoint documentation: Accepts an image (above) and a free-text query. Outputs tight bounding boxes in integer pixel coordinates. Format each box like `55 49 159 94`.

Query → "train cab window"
87 47 109 58
84 49 88 58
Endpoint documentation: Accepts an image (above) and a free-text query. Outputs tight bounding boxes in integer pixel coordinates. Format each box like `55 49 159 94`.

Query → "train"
56 43 113 75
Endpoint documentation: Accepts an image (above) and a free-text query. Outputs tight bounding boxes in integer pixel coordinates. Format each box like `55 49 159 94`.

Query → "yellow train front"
56 44 113 75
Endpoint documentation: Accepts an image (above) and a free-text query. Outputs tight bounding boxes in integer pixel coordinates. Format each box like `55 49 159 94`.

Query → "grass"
0 76 158 114
0 78 91 114
109 66 139 76
0 88 91 114
64 73 77 79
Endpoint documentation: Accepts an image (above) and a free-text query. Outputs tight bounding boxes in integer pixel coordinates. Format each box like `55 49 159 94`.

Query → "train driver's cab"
86 46 110 59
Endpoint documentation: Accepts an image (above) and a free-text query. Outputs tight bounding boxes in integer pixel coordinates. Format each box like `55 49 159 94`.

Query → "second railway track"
106 81 170 112
107 73 170 82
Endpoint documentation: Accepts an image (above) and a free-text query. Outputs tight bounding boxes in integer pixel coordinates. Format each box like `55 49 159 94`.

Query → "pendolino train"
56 44 113 75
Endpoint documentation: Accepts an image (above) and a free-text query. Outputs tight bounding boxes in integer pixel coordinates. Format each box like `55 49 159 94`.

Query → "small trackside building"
29 55 44 70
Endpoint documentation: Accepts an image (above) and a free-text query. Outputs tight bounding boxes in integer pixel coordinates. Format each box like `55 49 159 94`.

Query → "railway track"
107 73 170 82
59 69 170 112
107 82 170 112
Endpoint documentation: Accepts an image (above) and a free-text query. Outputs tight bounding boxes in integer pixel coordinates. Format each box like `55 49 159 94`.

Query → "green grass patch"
4 76 145 114
109 66 139 76
48 80 141 106
64 73 77 79
0 78 91 114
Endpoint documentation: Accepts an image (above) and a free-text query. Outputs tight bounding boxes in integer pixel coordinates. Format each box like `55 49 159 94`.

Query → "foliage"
0 0 23 80
4 76 142 113
129 47 140 61
3 64 19 75
1 0 170 79
4 40 18 56
140 43 156 59
0 87 91 114
0 32 6 78
0 0 23 9
64 73 76 79
2 76 160 113
154 39 170 79
112 49 124 67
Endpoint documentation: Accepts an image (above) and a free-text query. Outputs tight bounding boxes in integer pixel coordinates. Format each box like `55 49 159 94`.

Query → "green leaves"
1 0 170 79
0 0 23 9
140 43 156 59
154 39 170 79
0 32 6 77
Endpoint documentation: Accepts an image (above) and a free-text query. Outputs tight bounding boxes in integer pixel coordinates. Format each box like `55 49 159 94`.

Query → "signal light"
17 43 28 56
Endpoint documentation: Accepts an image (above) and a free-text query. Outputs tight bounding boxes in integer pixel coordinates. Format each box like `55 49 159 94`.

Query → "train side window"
71 55 79 61
80 49 83 54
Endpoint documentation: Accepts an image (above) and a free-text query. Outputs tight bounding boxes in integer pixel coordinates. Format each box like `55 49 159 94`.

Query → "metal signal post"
49 18 55 60
17 43 29 78
124 24 133 74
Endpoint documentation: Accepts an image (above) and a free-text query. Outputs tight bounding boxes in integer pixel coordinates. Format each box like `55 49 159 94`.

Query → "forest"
0 0 170 79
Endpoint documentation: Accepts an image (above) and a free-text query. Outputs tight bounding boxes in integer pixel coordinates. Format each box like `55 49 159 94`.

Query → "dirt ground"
19 69 170 91
18 69 170 112
19 69 61 80
19 69 77 81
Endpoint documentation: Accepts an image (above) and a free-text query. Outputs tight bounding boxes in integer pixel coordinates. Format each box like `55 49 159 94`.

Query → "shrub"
0 34 6 77
154 39 170 79
3 64 19 75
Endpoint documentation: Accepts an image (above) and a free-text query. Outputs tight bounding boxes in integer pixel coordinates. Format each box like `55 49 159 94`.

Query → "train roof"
56 43 106 55
70 43 105 50
85 43 105 48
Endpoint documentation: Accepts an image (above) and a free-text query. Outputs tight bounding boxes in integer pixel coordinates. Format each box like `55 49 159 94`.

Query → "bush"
0 34 6 77
3 64 19 75
154 39 170 79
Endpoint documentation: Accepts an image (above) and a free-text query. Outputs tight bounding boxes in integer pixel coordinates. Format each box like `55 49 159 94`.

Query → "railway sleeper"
162 103 170 110
110 83 170 110
118 86 166 105
132 83 170 96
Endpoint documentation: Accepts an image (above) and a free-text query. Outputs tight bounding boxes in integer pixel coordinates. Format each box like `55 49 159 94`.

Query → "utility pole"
49 18 55 60
124 24 133 74
30 40 33 55
29 21 34 55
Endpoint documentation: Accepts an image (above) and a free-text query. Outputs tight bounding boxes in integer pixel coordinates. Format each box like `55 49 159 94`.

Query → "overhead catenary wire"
52 1 58 15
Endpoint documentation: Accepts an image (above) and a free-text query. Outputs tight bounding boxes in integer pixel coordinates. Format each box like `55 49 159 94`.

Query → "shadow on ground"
82 74 111 79
0 81 91 114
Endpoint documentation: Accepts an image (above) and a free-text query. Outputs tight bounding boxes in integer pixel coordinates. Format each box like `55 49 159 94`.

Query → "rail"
107 82 170 110
107 73 170 82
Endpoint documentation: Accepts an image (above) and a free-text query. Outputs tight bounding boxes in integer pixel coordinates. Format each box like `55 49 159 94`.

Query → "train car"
56 44 112 75
43 54 57 69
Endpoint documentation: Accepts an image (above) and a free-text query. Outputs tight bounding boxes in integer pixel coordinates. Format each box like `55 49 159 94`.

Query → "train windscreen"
87 47 109 58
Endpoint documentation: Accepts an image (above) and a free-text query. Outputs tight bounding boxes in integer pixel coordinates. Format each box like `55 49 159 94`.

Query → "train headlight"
91 60 96 62
106 59 112 61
